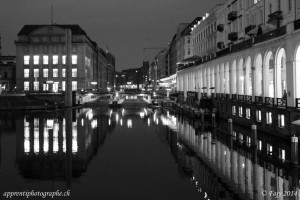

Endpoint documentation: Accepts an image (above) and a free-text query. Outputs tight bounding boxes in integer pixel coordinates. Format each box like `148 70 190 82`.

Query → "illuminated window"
53 69 58 77
72 81 77 91
278 114 285 128
239 133 243 144
24 55 30 65
266 112 272 124
24 81 29 90
43 69 48 77
34 81 39 91
256 110 261 122
267 143 273 155
258 140 262 151
34 69 39 77
62 55 66 64
232 105 236 115
33 55 39 65
246 108 251 119
62 69 66 77
43 83 48 91
239 106 243 117
62 81 65 91
72 68 77 77
43 55 49 65
53 55 58 65
72 55 77 65
24 69 29 78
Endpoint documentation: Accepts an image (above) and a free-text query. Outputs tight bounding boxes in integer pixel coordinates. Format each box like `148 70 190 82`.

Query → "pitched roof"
17 24 87 36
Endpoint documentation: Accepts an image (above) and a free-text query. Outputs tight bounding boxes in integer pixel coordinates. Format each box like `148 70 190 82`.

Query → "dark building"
0 56 16 93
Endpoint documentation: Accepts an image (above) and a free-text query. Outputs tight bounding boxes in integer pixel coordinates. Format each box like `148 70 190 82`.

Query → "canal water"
0 107 299 200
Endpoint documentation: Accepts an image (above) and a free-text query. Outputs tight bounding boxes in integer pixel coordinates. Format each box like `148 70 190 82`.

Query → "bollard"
251 124 257 148
228 118 233 136
212 113 216 128
291 136 299 165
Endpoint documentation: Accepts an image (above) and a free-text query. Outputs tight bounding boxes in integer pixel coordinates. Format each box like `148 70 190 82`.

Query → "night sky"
0 0 225 71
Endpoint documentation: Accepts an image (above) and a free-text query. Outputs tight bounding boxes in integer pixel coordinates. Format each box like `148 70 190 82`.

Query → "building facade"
0 56 16 93
15 24 115 93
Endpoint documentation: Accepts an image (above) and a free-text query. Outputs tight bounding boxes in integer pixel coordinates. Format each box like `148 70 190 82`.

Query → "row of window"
193 22 217 45
24 55 77 65
24 68 77 78
24 81 77 91
24 45 77 54
232 105 285 127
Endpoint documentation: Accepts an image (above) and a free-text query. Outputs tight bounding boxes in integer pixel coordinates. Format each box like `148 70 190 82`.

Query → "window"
72 55 77 65
187 38 190 43
53 55 58 65
43 46 48 53
258 140 262 151
42 36 48 42
24 69 29 78
24 46 29 54
279 148 286 161
72 81 77 91
246 108 251 119
33 55 39 65
278 114 285 128
187 48 190 55
53 69 58 77
239 133 243 144
43 55 49 65
53 46 58 53
239 106 243 117
62 69 66 77
43 69 48 77
33 81 39 91
62 55 66 64
43 83 49 91
256 110 261 122
288 0 292 11
34 69 39 77
246 136 251 147
24 56 30 65
62 81 65 91
267 143 273 155
72 68 77 77
266 112 272 124
24 81 29 90
52 36 58 42
232 105 236 115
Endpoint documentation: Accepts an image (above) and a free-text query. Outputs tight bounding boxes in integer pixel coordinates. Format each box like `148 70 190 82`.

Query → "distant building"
15 24 115 92
0 56 16 93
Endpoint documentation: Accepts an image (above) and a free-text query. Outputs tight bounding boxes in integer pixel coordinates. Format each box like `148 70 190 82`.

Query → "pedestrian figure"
283 90 287 99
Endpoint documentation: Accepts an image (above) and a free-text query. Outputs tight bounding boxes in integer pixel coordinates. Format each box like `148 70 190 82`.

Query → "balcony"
228 11 237 21
294 18 300 30
217 24 224 32
217 42 225 49
267 10 282 28
228 32 238 41
245 25 256 34
254 26 286 44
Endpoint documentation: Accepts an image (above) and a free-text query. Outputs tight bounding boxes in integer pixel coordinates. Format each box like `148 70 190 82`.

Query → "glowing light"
34 129 39 154
72 124 78 153
242 163 245 168
109 119 111 126
127 119 132 128
240 76 244 80
122 108 125 116
156 118 159 125
116 114 119 122
86 110 93 120
224 151 227 155
46 119 54 129
148 118 150 126
120 118 123 126
24 127 30 153
140 112 145 118
91 119 97 129
81 118 84 126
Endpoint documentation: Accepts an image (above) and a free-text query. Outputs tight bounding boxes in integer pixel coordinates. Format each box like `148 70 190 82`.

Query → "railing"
216 47 230 57
231 39 253 53
296 98 300 108
276 98 287 108
255 96 263 104
238 95 244 102
217 42 225 49
254 26 286 44
265 97 274 106
221 93 227 100
245 95 252 103
232 94 238 101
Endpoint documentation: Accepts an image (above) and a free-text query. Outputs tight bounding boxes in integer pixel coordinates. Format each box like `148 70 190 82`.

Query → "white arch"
254 53 263 96
275 48 286 98
245 56 252 95
238 58 244 95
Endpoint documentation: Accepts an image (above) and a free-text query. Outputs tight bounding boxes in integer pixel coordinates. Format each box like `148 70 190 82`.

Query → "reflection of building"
15 109 108 181
15 24 115 92
0 56 16 93
176 117 295 200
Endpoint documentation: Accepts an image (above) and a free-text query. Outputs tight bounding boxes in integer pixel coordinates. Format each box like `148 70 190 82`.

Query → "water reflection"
174 114 299 200
16 108 110 183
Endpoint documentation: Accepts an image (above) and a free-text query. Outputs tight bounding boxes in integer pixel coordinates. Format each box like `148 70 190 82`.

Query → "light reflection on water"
0 108 298 200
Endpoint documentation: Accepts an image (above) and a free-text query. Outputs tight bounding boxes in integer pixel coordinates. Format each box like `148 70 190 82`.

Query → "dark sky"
0 0 225 71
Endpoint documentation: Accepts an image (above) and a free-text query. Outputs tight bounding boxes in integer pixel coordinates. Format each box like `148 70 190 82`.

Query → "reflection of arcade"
176 117 299 200
16 108 109 185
